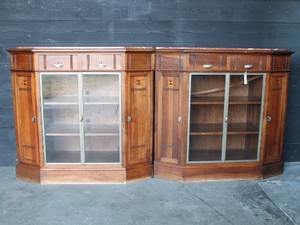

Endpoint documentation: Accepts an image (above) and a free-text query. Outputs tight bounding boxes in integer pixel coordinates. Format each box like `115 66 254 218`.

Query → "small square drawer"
38 54 78 70
11 54 33 70
229 55 267 71
82 54 123 70
189 54 227 70
156 54 185 70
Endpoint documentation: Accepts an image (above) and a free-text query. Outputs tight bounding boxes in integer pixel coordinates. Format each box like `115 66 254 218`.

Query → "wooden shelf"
190 123 223 135
189 123 259 135
191 75 262 96
43 96 119 105
227 123 259 134
191 96 261 104
189 148 258 162
229 96 261 104
191 97 224 104
45 124 119 136
46 150 120 163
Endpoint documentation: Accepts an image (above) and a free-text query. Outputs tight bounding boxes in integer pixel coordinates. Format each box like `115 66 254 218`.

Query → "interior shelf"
189 148 258 162
43 96 119 105
190 123 223 134
191 75 262 96
45 124 119 136
46 150 120 163
189 123 259 135
191 96 261 104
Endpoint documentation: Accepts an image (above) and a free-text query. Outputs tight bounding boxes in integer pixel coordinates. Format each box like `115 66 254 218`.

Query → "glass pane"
82 74 119 103
43 105 80 134
82 74 121 163
188 74 226 162
189 135 222 161
42 74 79 103
226 74 263 161
41 74 80 164
45 136 80 163
85 136 120 163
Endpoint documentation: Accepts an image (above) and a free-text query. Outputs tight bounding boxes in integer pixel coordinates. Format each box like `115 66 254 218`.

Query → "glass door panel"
45 136 80 163
41 74 80 163
82 73 120 103
226 74 264 161
188 74 226 162
82 73 121 163
84 136 120 163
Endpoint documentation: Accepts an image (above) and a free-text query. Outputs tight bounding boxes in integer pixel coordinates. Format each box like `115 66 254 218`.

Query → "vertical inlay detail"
113 54 116 69
272 56 275 70
87 55 90 70
70 55 73 70
43 55 47 70
259 56 263 70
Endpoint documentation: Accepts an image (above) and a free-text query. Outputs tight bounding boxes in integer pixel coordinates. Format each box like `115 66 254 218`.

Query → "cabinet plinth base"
154 163 263 182
263 161 284 179
16 163 153 184
16 163 41 183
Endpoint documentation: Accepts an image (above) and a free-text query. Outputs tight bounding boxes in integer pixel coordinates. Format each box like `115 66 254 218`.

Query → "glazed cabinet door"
187 74 226 162
126 72 153 165
82 73 121 164
41 73 81 163
155 71 187 165
12 72 39 164
225 74 264 161
187 73 265 163
40 72 121 164
264 73 289 164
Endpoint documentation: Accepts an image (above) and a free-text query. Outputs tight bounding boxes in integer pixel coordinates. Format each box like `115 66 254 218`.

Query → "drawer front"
229 55 267 71
126 53 154 70
82 54 123 70
11 54 33 70
189 54 227 70
272 55 291 70
38 54 78 70
156 54 185 70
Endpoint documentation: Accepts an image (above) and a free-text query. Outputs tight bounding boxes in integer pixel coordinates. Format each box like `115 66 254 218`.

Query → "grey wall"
0 0 299 166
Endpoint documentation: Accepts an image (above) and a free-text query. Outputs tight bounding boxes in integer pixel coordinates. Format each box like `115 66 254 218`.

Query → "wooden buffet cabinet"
8 47 154 183
8 47 293 183
154 47 294 181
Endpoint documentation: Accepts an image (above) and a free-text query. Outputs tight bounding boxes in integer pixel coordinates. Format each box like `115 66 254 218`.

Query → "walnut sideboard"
8 47 293 183
8 47 154 183
154 47 294 181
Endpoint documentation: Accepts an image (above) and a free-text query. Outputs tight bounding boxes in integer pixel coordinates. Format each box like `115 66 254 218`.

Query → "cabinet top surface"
155 47 294 54
7 46 154 53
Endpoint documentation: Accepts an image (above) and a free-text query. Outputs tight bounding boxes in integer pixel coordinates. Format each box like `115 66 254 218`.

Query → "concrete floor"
0 163 299 225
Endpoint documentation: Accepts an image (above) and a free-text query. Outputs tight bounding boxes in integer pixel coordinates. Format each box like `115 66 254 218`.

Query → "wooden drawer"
272 55 291 70
82 54 123 70
126 53 154 70
11 54 33 70
189 54 227 70
38 54 78 70
229 55 267 71
156 54 185 70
